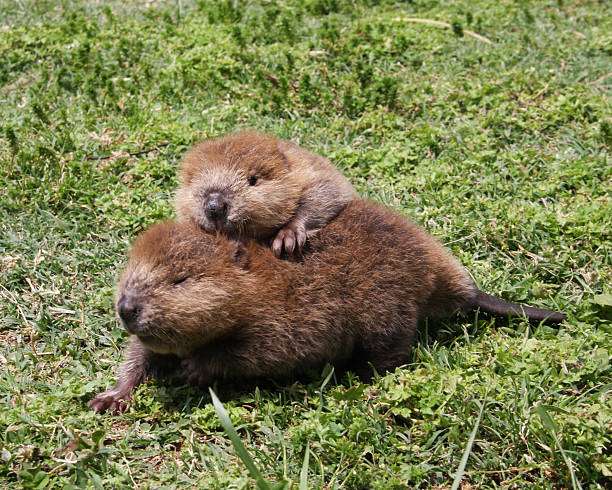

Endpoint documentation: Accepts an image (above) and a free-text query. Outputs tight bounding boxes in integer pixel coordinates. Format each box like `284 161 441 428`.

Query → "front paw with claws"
90 387 132 414
272 222 307 258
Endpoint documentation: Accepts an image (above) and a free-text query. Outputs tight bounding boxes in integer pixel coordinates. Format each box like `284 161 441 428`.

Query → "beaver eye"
248 175 258 186
173 277 189 286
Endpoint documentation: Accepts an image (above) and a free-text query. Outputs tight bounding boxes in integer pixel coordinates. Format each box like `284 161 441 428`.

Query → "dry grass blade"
394 17 494 44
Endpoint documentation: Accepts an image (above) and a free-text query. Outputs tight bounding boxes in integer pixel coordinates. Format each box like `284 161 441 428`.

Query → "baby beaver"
174 130 358 257
90 200 565 413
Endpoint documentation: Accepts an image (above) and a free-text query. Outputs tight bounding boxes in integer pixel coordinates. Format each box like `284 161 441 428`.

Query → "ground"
0 0 610 487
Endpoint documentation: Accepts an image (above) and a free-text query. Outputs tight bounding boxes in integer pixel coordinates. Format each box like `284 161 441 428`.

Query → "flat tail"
472 290 566 324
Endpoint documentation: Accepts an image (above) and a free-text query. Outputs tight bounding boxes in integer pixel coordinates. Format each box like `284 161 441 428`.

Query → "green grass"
1 0 610 487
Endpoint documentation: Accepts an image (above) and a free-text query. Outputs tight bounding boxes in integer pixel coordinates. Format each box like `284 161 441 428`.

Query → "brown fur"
91 200 477 412
174 130 358 257
90 199 565 413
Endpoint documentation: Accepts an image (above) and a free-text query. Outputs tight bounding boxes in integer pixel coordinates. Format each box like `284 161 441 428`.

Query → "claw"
272 235 284 258
295 227 307 252
284 233 295 255
273 223 307 257
90 388 131 414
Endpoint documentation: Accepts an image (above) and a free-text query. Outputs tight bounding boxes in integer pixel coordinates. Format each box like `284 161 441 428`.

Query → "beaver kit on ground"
174 131 357 257
91 199 565 413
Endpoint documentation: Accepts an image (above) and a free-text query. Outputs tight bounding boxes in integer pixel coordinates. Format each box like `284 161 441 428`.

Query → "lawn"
0 0 610 487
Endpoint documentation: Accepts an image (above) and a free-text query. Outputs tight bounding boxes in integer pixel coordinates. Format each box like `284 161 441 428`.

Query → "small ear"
228 241 249 269
279 148 290 170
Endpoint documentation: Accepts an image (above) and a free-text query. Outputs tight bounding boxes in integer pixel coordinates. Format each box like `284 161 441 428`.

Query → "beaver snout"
117 294 142 334
204 192 230 223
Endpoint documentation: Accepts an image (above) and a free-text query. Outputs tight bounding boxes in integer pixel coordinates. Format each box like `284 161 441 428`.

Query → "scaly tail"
471 290 566 324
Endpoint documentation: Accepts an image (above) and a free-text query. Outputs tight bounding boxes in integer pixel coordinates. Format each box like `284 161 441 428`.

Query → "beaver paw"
90 388 130 414
272 223 307 258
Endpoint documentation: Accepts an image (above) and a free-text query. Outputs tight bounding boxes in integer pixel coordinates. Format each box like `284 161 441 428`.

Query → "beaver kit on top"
91 199 565 413
174 131 358 257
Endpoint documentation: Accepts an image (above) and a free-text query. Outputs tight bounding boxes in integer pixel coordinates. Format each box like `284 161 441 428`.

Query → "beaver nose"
205 192 229 221
117 295 140 332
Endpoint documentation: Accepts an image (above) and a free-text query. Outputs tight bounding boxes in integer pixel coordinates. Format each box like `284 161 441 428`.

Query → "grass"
0 0 610 487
